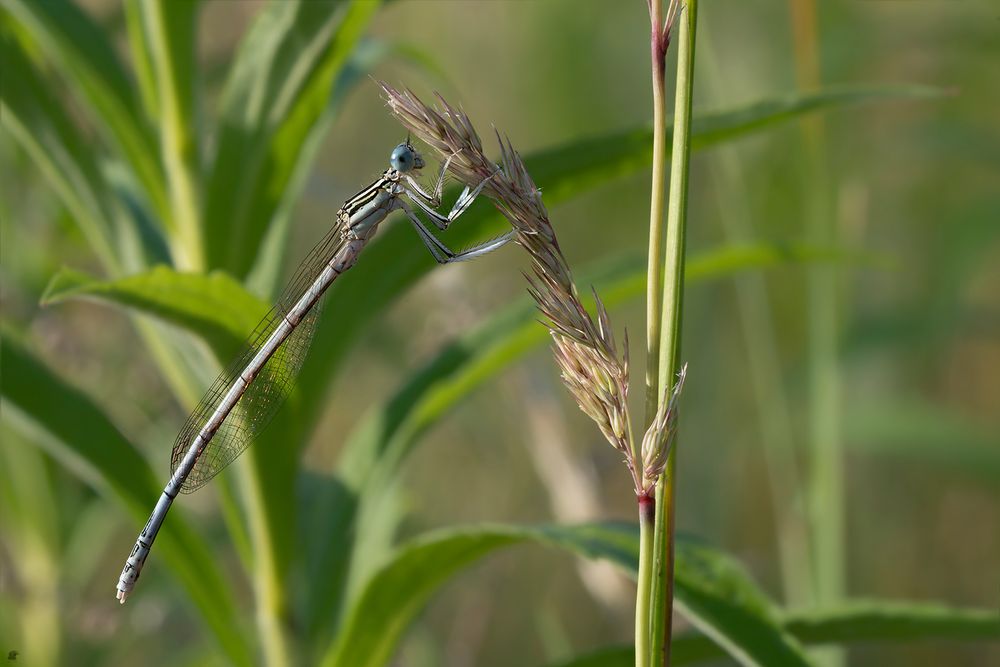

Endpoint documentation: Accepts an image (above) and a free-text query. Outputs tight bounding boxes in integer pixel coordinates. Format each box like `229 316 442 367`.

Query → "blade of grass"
123 0 160 122
138 0 203 270
782 602 1000 645
3 0 168 222
204 0 382 277
545 601 1000 667
41 265 267 361
0 31 121 270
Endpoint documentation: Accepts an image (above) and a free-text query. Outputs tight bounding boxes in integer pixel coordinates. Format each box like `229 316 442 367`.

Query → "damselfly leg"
403 166 499 231
397 169 514 264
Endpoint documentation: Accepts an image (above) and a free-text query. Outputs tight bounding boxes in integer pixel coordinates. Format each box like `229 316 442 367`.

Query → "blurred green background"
1 1 998 666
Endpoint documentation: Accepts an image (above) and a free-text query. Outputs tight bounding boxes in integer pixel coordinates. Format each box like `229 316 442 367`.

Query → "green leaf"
320 523 810 667
4 0 168 222
524 85 944 207
123 0 159 122
0 332 253 667
41 265 267 362
134 0 203 268
688 84 943 149
204 0 382 276
546 602 1000 666
672 540 812 666
0 29 120 269
782 601 1000 645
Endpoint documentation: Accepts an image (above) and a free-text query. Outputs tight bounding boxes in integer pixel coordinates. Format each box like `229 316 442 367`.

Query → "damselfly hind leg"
403 204 514 264
397 165 511 263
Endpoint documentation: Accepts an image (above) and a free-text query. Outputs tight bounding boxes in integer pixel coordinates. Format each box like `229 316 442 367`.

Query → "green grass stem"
649 2 697 664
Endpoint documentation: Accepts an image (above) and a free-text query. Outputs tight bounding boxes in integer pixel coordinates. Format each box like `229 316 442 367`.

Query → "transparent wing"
170 226 346 493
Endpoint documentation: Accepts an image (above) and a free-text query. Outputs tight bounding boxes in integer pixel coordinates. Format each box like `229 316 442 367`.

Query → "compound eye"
390 144 415 172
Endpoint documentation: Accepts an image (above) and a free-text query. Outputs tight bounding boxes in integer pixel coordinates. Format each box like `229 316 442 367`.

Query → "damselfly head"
390 142 424 173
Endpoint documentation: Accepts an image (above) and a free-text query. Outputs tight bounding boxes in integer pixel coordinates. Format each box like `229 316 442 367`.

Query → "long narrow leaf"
41 265 267 362
0 31 120 269
138 0 203 269
673 540 812 666
546 602 1000 666
783 601 1000 645
246 34 432 297
4 0 168 220
204 0 382 276
0 333 253 666
321 523 810 667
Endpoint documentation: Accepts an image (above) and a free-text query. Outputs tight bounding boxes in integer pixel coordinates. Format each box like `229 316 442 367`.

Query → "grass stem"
644 0 671 427
635 495 656 667
640 0 672 663
649 1 698 663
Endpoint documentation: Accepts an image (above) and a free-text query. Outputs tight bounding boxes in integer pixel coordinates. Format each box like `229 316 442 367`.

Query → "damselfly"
116 142 511 603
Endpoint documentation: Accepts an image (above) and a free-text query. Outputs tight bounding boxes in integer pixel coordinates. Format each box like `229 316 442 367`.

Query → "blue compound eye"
390 144 415 172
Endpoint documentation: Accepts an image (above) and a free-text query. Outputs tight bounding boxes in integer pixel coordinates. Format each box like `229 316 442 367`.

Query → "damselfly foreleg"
404 168 500 231
404 150 460 208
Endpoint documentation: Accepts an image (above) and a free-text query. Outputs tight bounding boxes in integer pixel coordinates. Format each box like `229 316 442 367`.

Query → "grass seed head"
381 82 642 493
640 364 687 491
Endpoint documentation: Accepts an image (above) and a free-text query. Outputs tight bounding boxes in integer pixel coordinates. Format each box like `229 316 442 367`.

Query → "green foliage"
548 602 1000 667
0 332 253 666
41 266 267 360
1 2 993 666
323 523 810 667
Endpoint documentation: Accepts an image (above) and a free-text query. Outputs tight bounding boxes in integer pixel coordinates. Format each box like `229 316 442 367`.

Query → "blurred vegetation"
1 1 998 666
